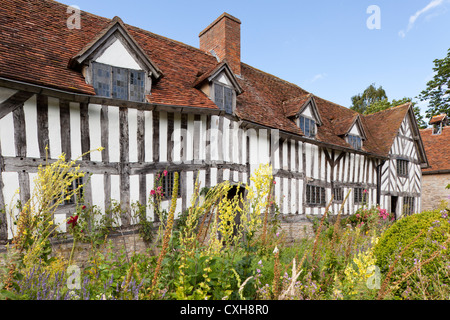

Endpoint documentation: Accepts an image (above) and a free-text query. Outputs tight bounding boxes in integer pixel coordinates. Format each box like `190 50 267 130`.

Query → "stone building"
420 114 450 211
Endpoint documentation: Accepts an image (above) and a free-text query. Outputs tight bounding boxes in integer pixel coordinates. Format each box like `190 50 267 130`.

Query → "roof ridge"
241 62 310 96
363 101 411 118
126 24 216 59
312 94 358 115
52 0 216 60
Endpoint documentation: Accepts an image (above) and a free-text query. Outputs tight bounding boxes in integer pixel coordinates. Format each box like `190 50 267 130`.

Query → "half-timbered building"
0 0 428 241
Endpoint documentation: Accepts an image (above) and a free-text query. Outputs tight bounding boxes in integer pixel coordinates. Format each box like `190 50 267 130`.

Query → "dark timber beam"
0 91 34 120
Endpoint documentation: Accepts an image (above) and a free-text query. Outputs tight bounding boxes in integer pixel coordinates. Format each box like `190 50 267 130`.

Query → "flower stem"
69 238 77 266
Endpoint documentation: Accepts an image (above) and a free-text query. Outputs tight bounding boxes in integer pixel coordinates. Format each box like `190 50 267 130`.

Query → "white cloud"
310 73 327 83
398 0 445 37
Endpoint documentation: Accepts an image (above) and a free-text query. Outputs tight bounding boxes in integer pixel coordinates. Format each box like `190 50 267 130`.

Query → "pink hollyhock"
163 170 168 176
150 189 156 195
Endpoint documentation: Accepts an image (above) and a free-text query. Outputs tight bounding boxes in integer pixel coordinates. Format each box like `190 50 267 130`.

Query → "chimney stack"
199 12 241 76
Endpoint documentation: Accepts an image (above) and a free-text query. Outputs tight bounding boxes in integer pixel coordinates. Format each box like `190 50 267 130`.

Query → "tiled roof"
361 103 412 157
420 126 450 173
0 0 423 161
429 114 448 125
283 93 313 118
331 114 359 136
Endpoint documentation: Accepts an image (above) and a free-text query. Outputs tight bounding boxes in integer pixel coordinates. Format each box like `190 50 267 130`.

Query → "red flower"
150 189 156 195
82 205 86 210
163 170 168 176
67 215 78 228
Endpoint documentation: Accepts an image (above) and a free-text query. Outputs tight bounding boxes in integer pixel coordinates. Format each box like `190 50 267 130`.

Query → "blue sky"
59 0 450 121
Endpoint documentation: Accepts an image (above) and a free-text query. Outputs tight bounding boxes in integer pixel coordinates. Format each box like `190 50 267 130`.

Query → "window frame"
162 171 181 200
347 134 362 150
396 159 409 178
63 176 84 206
403 196 415 216
305 184 326 207
432 123 443 135
213 81 235 114
354 187 367 205
332 186 344 202
298 115 316 138
92 61 146 102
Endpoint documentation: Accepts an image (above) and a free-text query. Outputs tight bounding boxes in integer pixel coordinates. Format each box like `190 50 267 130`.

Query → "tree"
351 84 427 129
365 97 426 128
350 83 387 114
364 98 391 115
418 48 450 120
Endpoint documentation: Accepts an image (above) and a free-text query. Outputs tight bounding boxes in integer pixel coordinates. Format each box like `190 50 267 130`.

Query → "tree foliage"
351 85 427 129
418 48 450 120
350 83 387 114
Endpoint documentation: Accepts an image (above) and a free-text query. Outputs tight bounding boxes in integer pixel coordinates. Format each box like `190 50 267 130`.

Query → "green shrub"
374 208 450 277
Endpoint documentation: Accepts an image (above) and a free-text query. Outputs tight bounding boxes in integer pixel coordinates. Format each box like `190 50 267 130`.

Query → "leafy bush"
374 208 450 279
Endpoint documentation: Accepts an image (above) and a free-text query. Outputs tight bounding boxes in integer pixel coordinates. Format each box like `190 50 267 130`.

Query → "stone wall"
0 216 318 266
278 214 315 244
422 173 450 211
0 226 158 268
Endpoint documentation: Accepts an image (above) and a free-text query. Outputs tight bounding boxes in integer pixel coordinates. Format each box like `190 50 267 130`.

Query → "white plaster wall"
90 173 105 223
0 112 15 157
144 111 153 163
128 108 138 163
88 104 102 162
95 38 141 70
108 106 120 162
70 102 82 160
47 97 61 159
23 95 40 158
159 111 167 162
2 171 19 239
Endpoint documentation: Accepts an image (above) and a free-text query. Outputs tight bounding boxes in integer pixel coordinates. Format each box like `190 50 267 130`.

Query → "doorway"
391 196 398 220
226 185 246 237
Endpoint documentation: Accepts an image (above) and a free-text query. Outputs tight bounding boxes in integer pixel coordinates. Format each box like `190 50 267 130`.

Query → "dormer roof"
284 94 323 126
332 114 367 140
193 60 243 94
429 113 448 125
68 16 162 81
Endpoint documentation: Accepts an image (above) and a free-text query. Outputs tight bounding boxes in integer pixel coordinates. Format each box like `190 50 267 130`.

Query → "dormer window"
432 123 443 135
69 16 162 103
336 115 366 150
286 94 322 138
194 61 243 115
213 82 234 114
347 134 362 150
299 115 316 138
92 62 146 102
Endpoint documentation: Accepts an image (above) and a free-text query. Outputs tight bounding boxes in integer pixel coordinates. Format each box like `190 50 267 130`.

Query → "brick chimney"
199 13 241 76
